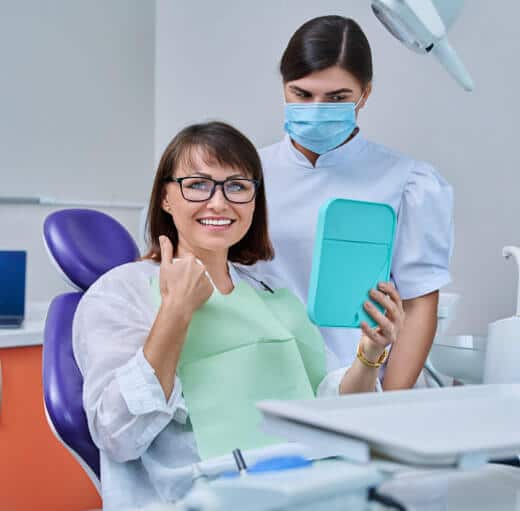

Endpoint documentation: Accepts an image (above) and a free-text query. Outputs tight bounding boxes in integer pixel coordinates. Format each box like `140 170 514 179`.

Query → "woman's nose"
207 185 228 209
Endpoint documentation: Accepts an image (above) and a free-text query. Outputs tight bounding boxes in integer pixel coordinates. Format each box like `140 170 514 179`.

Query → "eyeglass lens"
181 177 256 203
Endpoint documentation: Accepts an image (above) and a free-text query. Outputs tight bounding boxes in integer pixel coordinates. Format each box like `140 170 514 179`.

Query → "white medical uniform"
250 132 453 369
72 260 353 510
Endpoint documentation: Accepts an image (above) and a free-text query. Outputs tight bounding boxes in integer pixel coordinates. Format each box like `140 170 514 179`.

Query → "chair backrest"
42 209 140 490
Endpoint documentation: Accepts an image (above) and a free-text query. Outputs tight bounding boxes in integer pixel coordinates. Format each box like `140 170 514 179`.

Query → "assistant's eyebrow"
288 85 312 95
324 88 353 96
289 85 354 96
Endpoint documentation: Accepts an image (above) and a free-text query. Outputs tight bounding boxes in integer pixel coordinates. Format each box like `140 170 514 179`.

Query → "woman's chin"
189 237 236 255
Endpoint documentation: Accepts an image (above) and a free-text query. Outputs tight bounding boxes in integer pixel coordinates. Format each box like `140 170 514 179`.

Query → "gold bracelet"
356 343 388 368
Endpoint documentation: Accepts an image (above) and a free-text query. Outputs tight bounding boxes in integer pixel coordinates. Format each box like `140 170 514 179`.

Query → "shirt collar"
228 262 241 285
164 259 241 288
283 129 367 170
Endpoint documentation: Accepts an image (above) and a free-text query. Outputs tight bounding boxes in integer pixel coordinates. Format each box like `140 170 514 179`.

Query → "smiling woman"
143 122 273 268
71 120 404 509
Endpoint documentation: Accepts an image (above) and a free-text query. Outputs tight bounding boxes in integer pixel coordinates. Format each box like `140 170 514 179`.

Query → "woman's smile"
196 216 236 231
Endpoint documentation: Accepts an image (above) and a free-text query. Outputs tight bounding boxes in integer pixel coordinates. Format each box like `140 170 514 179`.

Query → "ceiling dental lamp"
371 0 474 91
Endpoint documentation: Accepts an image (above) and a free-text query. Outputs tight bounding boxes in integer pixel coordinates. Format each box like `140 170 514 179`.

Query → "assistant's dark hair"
143 121 274 265
280 15 373 88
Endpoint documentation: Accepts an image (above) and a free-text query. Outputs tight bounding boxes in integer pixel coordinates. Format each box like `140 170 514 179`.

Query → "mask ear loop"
354 91 366 110
282 84 289 108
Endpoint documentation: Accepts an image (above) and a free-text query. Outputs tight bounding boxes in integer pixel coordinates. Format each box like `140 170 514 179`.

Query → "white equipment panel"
258 385 520 467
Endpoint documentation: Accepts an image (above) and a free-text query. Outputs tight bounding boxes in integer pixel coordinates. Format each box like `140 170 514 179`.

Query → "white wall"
3 1 519 335
0 1 155 202
1 1 155 302
155 0 520 335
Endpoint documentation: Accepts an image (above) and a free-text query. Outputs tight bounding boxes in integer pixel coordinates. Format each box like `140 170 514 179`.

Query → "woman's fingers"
378 282 403 313
364 301 395 339
360 321 387 348
362 281 405 348
158 236 175 296
369 288 397 319
159 235 174 265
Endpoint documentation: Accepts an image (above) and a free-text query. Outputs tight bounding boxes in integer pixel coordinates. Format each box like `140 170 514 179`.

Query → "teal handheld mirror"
308 198 396 328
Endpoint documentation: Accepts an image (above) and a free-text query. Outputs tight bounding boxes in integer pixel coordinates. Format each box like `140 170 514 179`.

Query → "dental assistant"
253 16 453 389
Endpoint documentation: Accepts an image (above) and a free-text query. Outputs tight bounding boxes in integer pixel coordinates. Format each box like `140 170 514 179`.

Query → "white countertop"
0 302 49 348
376 464 520 511
434 334 487 351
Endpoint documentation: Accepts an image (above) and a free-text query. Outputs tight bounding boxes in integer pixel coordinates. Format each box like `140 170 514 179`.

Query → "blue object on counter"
248 455 312 473
220 456 312 478
0 250 26 328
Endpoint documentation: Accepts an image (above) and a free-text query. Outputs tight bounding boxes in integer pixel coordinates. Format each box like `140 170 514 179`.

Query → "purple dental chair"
42 209 140 492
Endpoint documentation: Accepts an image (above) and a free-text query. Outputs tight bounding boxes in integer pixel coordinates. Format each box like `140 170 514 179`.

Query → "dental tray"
258 384 520 468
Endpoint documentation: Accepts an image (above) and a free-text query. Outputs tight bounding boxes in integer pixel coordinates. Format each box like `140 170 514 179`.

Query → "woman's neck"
202 257 234 294
175 245 233 294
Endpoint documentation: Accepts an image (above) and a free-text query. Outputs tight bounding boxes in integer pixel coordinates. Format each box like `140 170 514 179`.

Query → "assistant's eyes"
290 89 351 102
292 89 311 99
328 95 348 102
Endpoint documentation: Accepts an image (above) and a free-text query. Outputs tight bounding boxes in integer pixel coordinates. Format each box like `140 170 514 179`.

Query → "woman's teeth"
198 219 233 226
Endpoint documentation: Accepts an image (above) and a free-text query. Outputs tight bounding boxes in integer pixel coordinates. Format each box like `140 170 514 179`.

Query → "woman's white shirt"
72 260 356 510
251 133 454 366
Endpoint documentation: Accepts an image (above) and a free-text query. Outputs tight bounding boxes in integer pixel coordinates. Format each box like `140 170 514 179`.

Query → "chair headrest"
43 209 140 290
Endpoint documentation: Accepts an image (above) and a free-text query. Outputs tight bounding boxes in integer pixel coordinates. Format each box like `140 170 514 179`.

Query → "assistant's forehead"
286 66 362 93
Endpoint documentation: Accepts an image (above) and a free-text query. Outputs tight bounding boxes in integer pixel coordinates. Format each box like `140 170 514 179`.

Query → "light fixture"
371 0 474 91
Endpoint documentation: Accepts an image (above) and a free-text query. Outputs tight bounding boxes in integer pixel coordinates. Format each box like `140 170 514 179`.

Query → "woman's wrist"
160 298 194 327
359 335 386 363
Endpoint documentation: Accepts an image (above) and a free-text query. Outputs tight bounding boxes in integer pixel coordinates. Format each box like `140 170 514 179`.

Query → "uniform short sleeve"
391 162 454 300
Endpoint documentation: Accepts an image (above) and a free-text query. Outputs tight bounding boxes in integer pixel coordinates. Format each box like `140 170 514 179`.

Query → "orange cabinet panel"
0 345 101 511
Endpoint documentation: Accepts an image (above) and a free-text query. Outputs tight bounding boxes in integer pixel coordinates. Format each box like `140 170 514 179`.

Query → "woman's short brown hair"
142 121 274 265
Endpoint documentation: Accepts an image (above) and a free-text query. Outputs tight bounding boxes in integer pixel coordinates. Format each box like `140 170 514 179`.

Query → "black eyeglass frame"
163 175 261 204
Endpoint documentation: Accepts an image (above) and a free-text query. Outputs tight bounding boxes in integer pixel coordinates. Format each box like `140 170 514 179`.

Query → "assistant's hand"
359 282 405 359
158 235 213 319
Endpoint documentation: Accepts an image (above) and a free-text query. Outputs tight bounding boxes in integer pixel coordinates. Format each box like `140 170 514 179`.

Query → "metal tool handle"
232 448 248 474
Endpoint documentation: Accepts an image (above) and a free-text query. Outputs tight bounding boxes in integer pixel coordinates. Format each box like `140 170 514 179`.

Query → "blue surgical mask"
284 97 363 155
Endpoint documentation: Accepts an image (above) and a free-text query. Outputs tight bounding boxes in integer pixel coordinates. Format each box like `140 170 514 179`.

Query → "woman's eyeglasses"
163 176 259 204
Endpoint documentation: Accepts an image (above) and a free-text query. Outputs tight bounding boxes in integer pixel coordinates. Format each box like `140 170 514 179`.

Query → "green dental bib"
151 277 326 459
